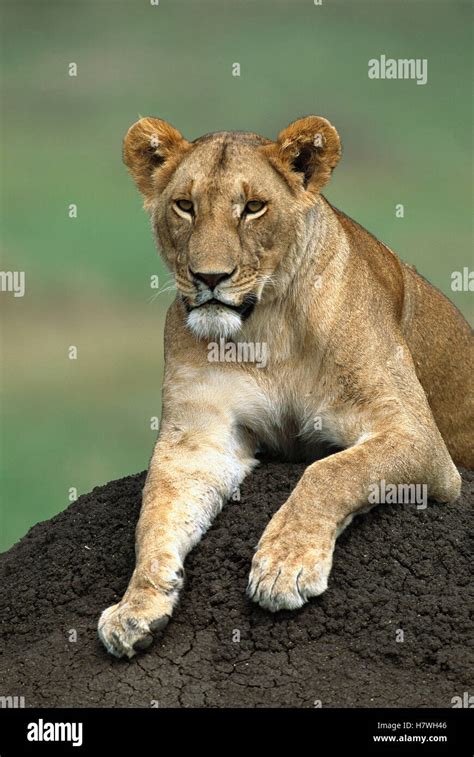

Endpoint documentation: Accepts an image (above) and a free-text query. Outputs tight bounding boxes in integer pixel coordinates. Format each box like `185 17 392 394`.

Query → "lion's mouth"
184 294 257 320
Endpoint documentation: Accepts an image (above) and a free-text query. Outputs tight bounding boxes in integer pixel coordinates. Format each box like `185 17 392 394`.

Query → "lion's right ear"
123 117 190 200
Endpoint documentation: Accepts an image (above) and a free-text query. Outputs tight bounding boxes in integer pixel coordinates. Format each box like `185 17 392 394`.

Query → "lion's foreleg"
98 413 255 658
248 422 460 611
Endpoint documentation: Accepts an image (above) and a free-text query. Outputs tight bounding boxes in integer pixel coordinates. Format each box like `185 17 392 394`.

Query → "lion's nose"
189 268 235 289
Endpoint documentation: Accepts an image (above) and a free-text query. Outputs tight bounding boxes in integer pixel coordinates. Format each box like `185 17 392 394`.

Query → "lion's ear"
269 116 341 193
123 117 190 200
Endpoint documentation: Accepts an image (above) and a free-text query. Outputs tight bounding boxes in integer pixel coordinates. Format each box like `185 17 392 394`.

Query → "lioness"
99 115 473 658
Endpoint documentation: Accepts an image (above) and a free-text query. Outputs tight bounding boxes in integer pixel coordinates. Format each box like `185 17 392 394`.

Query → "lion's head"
123 115 341 339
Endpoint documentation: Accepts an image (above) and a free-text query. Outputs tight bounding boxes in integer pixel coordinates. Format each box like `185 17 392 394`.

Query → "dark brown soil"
0 462 472 708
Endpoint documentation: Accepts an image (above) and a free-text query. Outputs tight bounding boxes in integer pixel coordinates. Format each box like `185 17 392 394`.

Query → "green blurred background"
1 0 472 551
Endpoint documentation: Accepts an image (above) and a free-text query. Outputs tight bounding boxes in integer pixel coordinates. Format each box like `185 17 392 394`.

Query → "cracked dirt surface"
0 462 472 708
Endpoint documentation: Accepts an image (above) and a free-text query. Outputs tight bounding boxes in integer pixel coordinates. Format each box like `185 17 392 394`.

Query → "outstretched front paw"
98 588 174 659
247 510 337 612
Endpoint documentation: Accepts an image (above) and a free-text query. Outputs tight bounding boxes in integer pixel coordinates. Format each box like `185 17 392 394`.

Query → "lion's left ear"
265 116 342 193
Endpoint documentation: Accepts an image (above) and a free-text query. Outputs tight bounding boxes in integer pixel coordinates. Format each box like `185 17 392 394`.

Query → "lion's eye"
175 199 194 213
245 200 265 214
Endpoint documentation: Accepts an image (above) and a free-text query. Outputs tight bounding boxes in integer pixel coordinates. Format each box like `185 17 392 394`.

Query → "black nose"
190 269 235 289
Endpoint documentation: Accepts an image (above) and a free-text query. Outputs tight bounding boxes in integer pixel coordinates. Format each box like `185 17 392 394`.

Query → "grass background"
1 0 472 550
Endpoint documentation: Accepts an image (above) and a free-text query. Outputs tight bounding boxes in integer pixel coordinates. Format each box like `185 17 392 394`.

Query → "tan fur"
98 115 473 658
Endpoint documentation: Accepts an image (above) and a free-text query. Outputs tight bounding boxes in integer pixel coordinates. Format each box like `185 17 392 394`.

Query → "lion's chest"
238 357 338 459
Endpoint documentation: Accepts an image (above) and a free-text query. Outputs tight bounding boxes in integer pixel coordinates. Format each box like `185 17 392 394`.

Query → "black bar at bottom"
0 707 472 755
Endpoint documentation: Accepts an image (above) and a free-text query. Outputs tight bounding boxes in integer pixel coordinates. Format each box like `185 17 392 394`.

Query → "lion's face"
152 134 305 340
123 116 341 339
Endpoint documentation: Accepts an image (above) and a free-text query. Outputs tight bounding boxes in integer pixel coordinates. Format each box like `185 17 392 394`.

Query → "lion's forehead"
172 134 274 196
191 130 272 149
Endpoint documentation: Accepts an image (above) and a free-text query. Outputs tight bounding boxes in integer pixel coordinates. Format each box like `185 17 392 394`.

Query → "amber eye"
245 200 266 214
175 199 194 213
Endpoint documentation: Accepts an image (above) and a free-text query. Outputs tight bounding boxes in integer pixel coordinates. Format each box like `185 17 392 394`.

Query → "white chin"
187 306 242 340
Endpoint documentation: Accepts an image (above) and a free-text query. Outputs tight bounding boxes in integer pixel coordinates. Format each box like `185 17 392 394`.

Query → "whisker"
147 284 178 303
